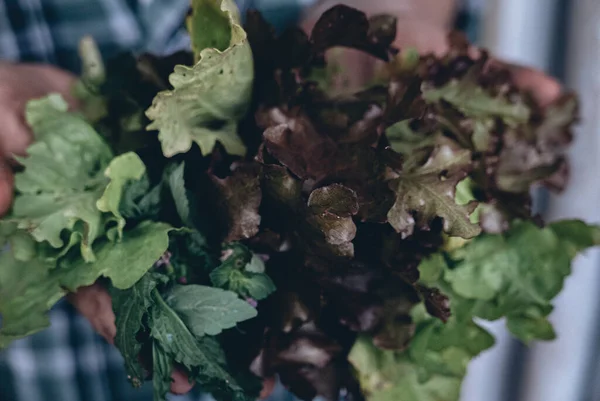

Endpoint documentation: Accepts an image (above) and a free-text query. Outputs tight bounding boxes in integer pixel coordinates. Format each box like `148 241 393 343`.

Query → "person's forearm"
302 0 458 29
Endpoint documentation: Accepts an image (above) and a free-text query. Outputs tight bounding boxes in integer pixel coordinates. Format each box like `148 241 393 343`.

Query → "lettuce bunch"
1 1 598 401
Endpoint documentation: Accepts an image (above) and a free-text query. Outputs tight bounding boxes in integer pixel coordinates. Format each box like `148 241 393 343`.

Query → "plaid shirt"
0 1 479 401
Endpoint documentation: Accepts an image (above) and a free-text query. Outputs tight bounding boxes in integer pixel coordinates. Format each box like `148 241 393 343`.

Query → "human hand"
0 62 193 394
66 285 195 395
69 284 276 398
0 63 78 215
300 0 561 107
0 63 274 398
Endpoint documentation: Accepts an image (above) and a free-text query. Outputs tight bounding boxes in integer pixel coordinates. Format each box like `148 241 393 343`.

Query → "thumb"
67 283 117 343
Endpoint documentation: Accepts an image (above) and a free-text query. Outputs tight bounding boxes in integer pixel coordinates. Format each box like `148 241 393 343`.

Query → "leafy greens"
0 1 597 401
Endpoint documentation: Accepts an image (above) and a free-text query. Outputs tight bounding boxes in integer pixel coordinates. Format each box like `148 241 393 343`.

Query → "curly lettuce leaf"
306 184 359 258
72 36 108 123
349 336 463 401
146 0 252 157
349 305 494 401
353 219 600 401
96 152 146 240
388 143 481 239
187 0 242 58
422 62 530 126
59 221 172 291
420 220 600 343
0 222 171 347
0 235 64 347
8 94 114 261
407 305 494 382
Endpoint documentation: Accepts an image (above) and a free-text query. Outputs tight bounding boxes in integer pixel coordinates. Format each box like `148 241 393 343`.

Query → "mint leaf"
210 266 276 301
165 284 257 336
152 342 173 401
119 174 163 221
146 0 252 157
165 162 191 224
9 94 113 261
112 273 166 385
148 289 248 400
96 152 146 240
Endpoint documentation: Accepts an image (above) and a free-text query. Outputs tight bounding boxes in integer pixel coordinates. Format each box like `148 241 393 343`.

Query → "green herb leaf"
112 273 166 385
165 162 191 224
149 289 248 400
119 174 163 221
152 342 173 401
165 284 257 336
210 243 276 300
210 264 276 301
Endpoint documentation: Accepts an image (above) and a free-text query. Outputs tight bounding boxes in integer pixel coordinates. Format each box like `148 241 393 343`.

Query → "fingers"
392 19 451 57
259 377 276 400
68 283 195 395
505 64 563 108
170 368 194 394
0 161 13 216
68 283 117 344
17 64 79 108
0 108 33 158
0 63 80 215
